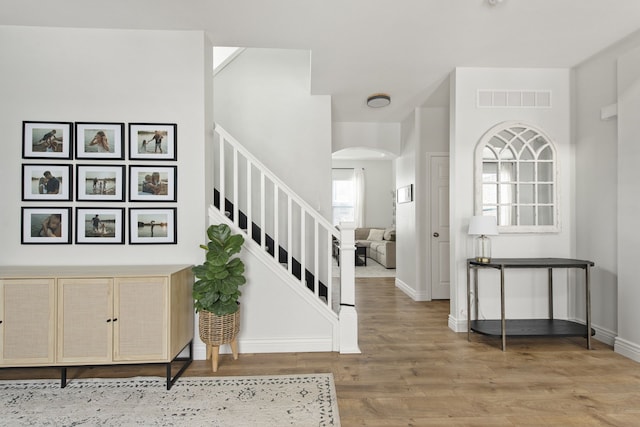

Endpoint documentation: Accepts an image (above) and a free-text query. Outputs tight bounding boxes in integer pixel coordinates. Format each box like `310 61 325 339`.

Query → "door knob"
433 232 439 237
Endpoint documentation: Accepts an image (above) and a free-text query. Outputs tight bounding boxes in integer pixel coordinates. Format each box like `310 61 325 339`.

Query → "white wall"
573 29 640 360
395 107 449 301
213 48 332 218
395 112 418 294
418 107 450 301
449 68 573 329
332 122 401 156
331 159 395 228
0 26 210 266
617 43 640 361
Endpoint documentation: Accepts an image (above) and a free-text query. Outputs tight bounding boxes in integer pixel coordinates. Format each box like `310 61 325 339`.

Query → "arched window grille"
475 122 558 232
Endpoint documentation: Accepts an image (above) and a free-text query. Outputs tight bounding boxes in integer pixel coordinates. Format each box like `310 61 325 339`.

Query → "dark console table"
334 242 367 266
466 258 595 351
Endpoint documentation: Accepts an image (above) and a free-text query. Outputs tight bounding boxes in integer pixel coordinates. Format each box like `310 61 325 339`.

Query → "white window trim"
474 121 560 233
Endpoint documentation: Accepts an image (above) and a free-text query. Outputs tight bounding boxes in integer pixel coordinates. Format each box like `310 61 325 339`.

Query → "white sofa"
354 227 396 269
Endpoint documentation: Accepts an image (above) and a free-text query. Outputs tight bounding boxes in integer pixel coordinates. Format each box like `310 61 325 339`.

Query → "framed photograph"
76 165 125 202
397 184 413 204
75 122 124 159
129 165 177 202
22 164 72 201
128 123 177 160
75 207 125 244
21 207 71 244
23 121 73 159
129 208 176 244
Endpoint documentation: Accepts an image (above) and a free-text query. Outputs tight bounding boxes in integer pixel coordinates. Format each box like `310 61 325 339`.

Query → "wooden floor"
3 277 640 426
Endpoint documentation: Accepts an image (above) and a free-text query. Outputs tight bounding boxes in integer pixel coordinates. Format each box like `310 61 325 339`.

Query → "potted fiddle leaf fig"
192 224 246 371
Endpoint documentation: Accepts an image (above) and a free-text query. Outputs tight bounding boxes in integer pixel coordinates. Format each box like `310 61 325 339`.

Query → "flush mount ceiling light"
366 93 391 108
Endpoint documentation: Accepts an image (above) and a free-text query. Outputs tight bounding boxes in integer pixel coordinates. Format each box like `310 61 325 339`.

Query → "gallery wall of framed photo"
21 120 178 245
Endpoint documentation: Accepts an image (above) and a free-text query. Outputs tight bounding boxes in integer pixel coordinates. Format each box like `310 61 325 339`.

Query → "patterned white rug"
0 374 340 426
332 257 396 278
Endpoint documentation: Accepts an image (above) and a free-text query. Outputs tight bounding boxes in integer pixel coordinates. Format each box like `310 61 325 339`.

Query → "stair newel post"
338 222 361 353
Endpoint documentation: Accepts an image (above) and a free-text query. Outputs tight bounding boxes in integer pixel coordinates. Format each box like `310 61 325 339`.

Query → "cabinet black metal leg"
165 340 193 390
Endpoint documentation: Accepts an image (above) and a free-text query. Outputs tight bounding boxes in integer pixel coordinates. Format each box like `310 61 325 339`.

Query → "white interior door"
430 155 450 299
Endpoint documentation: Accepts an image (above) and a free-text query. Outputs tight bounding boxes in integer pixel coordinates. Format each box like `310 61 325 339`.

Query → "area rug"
0 374 340 426
332 258 396 278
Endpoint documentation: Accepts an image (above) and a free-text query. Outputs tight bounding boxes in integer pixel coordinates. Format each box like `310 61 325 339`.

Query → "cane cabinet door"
57 278 113 364
0 278 55 365
113 277 168 362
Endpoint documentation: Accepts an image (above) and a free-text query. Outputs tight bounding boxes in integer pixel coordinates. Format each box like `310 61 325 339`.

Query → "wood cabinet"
0 265 194 388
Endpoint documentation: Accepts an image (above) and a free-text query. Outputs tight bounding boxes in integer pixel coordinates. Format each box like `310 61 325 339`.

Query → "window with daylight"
475 122 558 233
332 169 355 226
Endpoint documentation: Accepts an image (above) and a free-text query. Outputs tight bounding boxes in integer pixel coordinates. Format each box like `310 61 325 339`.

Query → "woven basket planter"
198 308 241 346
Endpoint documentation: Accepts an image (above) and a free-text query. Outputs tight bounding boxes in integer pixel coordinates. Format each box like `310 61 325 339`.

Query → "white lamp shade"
468 215 498 236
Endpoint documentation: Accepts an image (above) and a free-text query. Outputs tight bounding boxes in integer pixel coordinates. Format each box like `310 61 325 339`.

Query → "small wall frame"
129 207 177 244
75 207 125 244
128 165 177 202
128 123 177 160
21 207 72 244
22 164 72 201
75 122 125 159
76 164 126 202
22 121 73 159
397 184 413 204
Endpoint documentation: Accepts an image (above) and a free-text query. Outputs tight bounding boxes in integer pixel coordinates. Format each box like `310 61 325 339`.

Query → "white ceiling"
2 0 640 123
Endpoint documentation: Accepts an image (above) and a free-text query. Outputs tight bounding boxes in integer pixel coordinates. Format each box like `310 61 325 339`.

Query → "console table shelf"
470 319 595 338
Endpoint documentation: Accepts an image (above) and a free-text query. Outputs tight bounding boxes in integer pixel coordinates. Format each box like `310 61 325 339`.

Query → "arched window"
475 122 558 232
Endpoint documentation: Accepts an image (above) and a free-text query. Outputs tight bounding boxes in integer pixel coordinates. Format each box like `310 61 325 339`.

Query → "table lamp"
468 215 498 263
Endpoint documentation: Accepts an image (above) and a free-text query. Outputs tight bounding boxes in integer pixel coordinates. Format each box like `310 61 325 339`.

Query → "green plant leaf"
207 250 229 266
224 234 245 255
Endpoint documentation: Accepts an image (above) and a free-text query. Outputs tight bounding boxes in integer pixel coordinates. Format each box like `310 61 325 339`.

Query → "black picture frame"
128 123 177 160
129 207 177 244
75 122 125 159
21 207 72 244
76 164 126 202
22 121 73 159
22 164 73 201
128 165 177 202
75 207 125 244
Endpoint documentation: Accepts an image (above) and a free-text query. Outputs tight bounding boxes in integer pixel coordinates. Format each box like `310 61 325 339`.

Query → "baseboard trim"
394 278 430 301
447 314 467 332
592 324 617 346
614 337 640 363
193 337 334 360
448 314 466 333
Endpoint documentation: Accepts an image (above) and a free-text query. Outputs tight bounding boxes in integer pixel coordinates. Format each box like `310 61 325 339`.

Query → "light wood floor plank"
2 277 640 426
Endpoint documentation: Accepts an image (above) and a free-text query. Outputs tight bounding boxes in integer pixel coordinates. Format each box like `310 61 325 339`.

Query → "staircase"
211 124 360 354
